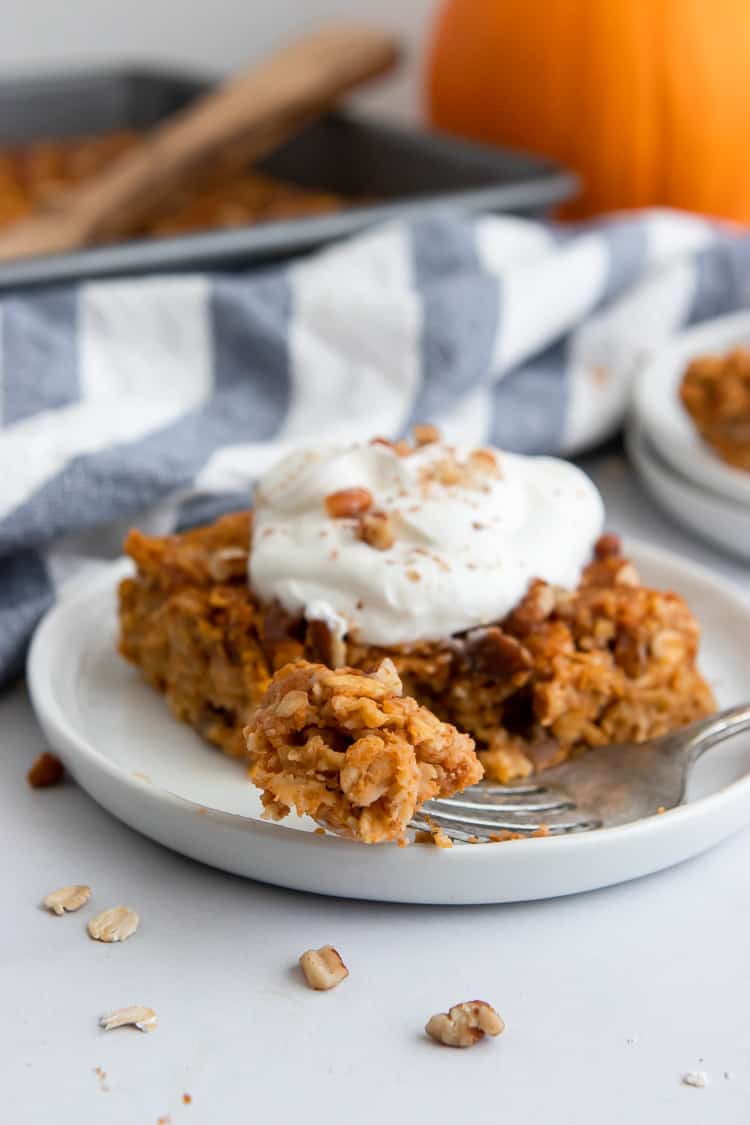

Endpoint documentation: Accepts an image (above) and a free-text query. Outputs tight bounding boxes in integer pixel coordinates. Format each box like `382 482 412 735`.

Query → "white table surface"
4 448 750 1125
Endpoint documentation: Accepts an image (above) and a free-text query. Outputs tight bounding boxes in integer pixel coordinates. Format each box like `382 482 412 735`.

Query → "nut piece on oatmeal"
421 446 501 491
27 752 64 788
100 1005 158 1033
43 885 91 915
426 1001 505 1047
325 488 373 518
299 945 349 990
88 906 140 943
246 659 482 844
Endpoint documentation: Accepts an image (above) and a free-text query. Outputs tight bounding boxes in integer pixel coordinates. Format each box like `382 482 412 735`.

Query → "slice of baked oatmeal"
118 512 270 755
246 659 482 844
118 516 715 783
680 346 750 470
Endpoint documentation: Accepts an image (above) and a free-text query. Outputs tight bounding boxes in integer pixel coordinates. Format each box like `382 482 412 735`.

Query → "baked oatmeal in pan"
118 430 715 841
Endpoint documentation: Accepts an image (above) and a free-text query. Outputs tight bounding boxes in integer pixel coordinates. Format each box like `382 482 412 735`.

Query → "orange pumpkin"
427 0 750 221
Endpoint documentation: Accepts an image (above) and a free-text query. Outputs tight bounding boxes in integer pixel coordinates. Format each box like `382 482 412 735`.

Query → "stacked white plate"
630 311 750 562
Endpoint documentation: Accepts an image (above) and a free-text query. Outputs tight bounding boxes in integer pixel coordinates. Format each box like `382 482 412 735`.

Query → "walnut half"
425 1000 505 1047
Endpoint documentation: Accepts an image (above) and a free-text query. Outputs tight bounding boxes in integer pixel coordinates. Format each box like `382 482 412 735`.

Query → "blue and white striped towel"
2 208 750 684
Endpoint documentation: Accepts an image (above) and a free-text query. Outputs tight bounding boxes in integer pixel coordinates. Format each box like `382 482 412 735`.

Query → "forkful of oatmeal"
246 656 748 847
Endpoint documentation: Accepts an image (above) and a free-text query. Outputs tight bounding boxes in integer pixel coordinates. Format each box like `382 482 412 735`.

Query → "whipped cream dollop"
249 439 605 646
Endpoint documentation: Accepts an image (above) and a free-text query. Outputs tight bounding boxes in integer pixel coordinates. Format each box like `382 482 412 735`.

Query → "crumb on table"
27 752 64 788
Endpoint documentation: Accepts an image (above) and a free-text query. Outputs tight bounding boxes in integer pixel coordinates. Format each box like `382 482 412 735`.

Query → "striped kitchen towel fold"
2 207 750 683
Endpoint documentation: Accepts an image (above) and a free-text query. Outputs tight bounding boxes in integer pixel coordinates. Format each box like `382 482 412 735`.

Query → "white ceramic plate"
632 310 750 505
28 548 750 905
627 424 750 563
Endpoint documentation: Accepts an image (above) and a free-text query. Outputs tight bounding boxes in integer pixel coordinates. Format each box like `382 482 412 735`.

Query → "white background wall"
0 0 441 122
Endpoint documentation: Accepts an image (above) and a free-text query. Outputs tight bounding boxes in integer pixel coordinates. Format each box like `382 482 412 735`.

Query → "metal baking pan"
0 67 577 290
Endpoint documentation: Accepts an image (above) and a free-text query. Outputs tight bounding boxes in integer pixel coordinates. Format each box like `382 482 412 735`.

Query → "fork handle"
682 702 750 759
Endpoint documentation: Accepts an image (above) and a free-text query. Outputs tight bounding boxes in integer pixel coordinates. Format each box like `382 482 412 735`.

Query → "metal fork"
410 703 750 842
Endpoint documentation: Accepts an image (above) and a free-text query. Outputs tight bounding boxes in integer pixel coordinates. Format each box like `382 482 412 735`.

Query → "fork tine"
450 781 575 807
475 783 550 796
433 793 575 813
413 805 602 838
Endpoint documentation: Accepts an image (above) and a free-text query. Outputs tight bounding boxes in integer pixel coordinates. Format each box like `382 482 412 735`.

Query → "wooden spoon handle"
0 23 399 261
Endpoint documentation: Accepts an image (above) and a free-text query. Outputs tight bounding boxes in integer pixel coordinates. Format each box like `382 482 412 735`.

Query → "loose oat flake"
100 1006 157 1033
88 906 139 943
43 884 91 915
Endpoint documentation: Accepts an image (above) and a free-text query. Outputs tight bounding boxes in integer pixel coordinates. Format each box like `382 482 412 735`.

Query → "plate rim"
26 542 750 876
626 423 750 565
631 308 750 504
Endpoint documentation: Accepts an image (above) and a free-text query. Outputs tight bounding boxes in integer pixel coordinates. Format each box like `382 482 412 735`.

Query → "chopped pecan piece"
413 423 441 446
594 533 622 560
432 456 464 486
325 488 373 518
359 510 395 550
463 627 533 682
27 752 64 789
426 1001 505 1047
468 448 501 478
502 580 559 635
299 945 349 990
307 618 347 670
